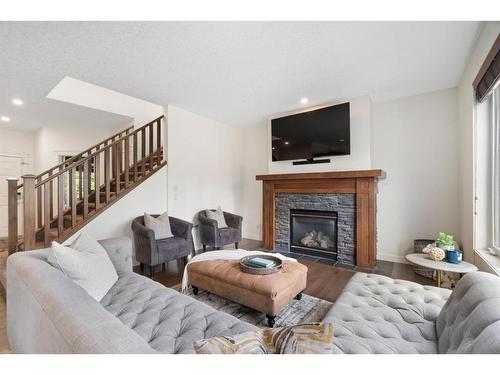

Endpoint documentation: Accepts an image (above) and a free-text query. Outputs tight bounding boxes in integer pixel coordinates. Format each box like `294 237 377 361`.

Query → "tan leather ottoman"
187 259 308 327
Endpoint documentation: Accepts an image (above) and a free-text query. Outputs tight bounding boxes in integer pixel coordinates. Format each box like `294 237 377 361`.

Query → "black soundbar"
292 158 331 166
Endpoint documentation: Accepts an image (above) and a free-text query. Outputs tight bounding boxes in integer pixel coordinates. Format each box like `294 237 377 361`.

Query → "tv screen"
271 102 350 162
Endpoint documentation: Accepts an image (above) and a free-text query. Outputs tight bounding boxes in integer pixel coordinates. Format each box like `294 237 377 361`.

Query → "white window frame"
490 84 500 253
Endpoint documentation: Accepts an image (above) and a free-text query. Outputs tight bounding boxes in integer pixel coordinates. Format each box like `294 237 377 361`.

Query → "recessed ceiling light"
300 98 308 104
1 116 11 122
12 98 23 106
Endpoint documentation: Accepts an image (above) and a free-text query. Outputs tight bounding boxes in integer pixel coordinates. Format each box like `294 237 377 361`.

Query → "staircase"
6 116 166 254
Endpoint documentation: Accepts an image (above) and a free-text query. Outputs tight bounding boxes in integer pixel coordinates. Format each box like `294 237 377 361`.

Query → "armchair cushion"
218 227 240 245
206 207 228 229
156 237 191 263
144 212 173 240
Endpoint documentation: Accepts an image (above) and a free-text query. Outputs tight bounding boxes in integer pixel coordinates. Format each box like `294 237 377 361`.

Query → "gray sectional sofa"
7 237 500 353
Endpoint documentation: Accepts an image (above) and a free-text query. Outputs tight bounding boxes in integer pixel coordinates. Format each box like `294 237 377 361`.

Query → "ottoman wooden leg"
266 314 276 328
295 292 303 301
193 286 199 295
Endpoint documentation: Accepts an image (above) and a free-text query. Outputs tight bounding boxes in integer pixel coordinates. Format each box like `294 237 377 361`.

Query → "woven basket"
412 239 435 279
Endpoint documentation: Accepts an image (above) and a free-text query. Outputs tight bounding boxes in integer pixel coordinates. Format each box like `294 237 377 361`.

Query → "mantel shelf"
256 169 386 181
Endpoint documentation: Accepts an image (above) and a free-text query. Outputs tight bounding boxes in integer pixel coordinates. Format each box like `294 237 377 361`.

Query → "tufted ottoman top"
100 272 258 353
322 272 451 354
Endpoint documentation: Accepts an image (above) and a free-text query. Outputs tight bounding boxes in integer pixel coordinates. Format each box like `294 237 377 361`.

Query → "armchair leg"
203 244 206 252
150 265 155 279
139 263 144 275
235 242 239 249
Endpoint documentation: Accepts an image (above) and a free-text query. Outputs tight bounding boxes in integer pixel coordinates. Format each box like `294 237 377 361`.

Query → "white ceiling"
0 21 481 130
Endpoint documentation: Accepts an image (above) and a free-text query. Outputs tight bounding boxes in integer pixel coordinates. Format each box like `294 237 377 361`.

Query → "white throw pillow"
144 212 173 240
47 233 118 301
206 207 228 229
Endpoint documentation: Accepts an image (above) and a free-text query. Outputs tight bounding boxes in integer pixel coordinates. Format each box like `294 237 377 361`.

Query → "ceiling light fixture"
300 97 308 104
1 116 11 122
12 98 23 106
284 141 289 145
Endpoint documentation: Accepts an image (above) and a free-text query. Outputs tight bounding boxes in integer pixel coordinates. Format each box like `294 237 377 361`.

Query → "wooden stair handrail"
8 115 165 252
17 115 163 189
32 116 164 187
16 125 133 189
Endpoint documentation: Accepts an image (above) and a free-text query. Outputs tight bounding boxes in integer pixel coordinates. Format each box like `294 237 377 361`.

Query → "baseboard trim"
376 253 409 264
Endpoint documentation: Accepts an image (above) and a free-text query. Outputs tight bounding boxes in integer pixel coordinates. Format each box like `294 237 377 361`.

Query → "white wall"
65 167 168 248
268 96 373 173
0 128 35 175
457 22 500 263
166 105 245 249
241 125 268 240
372 89 460 263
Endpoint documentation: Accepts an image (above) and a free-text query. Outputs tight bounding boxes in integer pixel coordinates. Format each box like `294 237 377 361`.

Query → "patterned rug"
174 285 333 329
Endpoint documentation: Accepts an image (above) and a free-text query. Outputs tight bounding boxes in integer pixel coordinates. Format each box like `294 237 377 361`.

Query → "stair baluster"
7 116 165 252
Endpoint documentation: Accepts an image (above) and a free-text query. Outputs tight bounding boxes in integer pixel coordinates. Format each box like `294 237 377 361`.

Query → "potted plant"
437 232 462 263
437 232 454 251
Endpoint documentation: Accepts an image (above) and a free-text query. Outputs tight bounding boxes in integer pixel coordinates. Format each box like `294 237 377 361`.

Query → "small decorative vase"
446 250 462 264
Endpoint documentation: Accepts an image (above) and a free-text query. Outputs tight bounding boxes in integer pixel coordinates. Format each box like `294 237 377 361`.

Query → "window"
492 85 500 252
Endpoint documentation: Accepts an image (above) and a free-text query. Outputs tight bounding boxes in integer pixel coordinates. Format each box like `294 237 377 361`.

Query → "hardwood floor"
0 237 434 354
139 238 434 303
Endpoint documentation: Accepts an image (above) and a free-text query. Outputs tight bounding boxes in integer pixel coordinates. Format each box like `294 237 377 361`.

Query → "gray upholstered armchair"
131 215 193 278
198 210 242 251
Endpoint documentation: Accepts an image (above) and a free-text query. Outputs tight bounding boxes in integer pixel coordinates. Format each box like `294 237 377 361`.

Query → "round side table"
405 253 478 287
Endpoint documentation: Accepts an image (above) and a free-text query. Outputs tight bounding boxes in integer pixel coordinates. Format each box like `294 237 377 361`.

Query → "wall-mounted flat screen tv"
271 102 350 162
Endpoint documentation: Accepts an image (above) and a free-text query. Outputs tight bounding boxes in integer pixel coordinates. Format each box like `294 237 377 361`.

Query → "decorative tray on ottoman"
239 255 283 275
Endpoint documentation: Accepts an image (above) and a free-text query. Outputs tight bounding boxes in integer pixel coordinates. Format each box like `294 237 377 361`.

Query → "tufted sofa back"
436 271 500 353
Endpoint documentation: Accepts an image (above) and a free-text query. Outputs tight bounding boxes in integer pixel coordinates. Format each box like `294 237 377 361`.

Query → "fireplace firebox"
289 209 338 260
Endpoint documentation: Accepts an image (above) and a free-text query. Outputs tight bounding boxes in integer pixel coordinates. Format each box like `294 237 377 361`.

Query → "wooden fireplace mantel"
256 169 385 268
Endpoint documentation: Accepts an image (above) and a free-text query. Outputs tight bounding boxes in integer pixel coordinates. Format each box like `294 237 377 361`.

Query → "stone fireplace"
276 194 355 264
256 170 385 268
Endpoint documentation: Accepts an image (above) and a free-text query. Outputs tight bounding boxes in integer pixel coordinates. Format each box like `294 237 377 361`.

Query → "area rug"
174 285 333 329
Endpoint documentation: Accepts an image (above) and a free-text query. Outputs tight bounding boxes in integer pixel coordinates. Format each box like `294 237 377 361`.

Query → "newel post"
22 174 36 251
7 178 19 254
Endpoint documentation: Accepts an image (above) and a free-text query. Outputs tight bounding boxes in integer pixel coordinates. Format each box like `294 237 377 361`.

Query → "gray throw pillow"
144 212 173 240
47 232 118 301
206 207 228 228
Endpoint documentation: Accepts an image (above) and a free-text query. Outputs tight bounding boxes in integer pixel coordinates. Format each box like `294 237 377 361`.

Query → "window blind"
473 34 500 103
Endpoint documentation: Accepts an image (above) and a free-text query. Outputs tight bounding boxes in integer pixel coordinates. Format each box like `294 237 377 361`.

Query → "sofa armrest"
7 250 156 353
224 211 243 229
98 237 133 274
169 217 193 240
